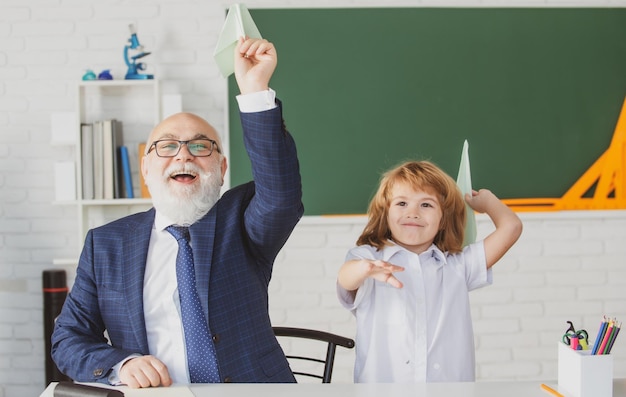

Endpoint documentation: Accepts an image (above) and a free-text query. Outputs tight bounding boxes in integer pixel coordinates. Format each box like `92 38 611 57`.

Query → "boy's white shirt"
337 241 491 383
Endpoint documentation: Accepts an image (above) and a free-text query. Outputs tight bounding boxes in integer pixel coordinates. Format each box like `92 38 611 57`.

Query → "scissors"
562 321 589 350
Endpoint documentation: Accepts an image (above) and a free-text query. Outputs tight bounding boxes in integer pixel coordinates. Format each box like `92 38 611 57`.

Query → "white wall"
1 1 626 396
276 212 626 383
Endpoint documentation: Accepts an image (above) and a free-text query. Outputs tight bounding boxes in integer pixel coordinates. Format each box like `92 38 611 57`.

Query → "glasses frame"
147 138 221 158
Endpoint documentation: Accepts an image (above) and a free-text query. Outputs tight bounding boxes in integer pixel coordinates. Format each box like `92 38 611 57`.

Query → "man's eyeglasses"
147 139 221 158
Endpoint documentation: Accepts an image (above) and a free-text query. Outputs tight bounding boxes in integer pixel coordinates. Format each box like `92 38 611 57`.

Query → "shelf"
52 258 78 266
53 198 152 206
80 198 152 206
52 80 162 262
78 79 158 88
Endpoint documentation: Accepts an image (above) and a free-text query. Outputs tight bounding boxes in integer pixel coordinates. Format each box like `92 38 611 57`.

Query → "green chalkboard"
228 8 626 215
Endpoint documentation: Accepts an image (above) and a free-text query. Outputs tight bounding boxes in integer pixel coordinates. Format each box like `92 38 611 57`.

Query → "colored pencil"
541 383 565 397
605 322 621 354
591 317 608 355
597 319 615 355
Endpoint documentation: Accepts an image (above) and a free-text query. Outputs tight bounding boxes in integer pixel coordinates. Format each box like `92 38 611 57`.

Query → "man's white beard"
145 161 223 226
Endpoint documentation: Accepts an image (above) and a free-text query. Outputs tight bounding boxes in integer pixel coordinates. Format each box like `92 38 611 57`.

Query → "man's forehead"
150 114 219 141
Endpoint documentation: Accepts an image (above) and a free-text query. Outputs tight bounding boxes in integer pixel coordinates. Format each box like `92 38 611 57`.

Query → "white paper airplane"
213 3 263 77
456 139 477 246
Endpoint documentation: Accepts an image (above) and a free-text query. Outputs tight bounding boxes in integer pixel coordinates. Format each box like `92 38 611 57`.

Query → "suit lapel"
122 209 155 354
189 209 216 321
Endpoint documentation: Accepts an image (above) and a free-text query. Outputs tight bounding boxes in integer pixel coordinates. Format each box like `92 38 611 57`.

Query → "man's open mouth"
170 170 198 182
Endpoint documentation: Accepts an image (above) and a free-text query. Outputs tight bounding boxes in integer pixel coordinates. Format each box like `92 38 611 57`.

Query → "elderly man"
52 37 303 387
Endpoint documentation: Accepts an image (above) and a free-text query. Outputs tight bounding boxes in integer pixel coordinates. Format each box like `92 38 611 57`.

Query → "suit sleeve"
51 231 138 384
240 99 304 262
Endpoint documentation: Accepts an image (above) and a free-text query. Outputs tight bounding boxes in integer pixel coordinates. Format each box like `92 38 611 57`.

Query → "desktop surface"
40 379 626 397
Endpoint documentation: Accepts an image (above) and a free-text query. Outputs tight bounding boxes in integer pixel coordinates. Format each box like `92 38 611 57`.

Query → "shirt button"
93 368 103 377
433 363 441 370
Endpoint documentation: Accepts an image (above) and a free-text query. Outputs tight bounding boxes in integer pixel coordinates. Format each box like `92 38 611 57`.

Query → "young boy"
337 161 522 383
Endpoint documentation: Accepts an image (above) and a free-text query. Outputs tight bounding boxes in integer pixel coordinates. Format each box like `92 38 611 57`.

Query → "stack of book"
80 119 134 200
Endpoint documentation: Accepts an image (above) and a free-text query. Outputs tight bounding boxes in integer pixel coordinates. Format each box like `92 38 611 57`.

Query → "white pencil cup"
558 342 613 397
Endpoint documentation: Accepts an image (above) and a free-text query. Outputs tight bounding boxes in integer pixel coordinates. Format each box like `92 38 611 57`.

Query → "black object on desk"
53 382 124 397
43 269 71 384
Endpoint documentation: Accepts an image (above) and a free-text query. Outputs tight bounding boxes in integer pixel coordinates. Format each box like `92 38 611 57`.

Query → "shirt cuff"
108 354 142 385
236 88 277 113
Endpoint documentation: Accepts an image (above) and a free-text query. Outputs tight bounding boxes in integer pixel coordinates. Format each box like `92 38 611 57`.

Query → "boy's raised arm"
465 189 523 268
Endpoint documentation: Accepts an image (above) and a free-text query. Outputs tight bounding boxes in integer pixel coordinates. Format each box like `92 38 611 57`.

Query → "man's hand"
234 37 277 95
119 355 172 388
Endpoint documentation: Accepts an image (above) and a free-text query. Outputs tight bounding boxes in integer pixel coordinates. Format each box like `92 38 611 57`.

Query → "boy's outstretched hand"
338 259 405 292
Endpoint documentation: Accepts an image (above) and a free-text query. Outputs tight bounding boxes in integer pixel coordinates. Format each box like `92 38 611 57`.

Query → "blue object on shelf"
124 24 154 80
82 70 97 80
97 70 113 80
119 146 134 198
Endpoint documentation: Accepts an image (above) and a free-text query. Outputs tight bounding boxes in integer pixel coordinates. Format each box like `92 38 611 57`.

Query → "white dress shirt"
143 212 188 382
337 241 491 383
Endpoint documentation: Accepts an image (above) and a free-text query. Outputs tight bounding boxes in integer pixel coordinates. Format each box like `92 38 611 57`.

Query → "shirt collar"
381 240 447 264
154 211 178 232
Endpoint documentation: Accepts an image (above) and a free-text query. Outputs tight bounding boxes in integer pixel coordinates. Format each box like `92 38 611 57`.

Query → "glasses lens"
156 140 181 157
187 140 213 156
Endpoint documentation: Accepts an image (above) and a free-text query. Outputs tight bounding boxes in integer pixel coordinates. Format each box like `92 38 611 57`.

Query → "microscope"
124 24 154 80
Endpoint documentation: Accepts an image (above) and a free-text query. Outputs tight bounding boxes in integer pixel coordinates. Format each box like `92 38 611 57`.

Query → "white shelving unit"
53 79 162 265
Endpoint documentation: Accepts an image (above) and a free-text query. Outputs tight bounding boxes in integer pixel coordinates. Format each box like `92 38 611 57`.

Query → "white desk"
40 379 626 397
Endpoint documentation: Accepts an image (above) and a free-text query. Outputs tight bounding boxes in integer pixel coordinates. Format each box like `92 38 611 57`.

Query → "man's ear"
141 154 149 185
220 156 228 185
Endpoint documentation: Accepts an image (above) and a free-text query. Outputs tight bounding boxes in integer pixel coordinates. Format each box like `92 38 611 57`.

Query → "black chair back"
273 326 355 383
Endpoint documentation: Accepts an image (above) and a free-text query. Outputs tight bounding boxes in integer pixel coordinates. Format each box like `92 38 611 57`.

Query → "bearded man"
51 37 303 388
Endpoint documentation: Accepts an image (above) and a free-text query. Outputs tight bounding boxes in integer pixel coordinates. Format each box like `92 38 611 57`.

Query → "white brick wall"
273 212 626 384
1 1 626 396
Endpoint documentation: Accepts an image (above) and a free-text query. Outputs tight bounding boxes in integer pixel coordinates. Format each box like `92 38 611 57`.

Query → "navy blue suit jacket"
52 102 303 383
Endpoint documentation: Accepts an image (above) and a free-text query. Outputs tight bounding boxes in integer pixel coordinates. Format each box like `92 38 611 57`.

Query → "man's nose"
175 143 195 160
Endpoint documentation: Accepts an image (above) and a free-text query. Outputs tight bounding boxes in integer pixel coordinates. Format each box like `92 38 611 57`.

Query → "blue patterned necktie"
166 225 221 383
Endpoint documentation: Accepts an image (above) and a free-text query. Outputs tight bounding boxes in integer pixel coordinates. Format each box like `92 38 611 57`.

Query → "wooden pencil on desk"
540 383 564 397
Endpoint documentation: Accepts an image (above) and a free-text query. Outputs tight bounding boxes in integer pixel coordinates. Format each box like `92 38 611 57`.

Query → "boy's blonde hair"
357 160 466 254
